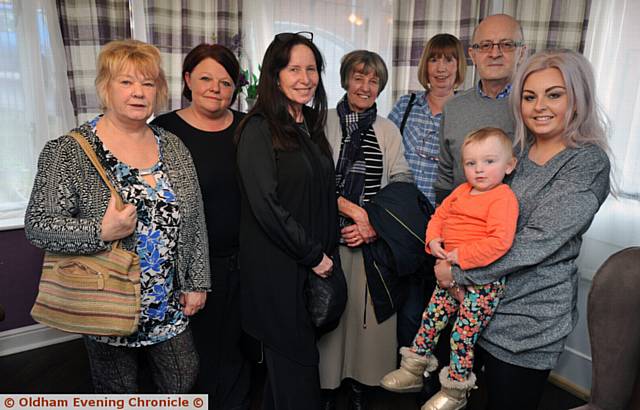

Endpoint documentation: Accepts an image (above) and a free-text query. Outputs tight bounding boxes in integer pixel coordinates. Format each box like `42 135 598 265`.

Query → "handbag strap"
399 92 417 135
68 131 124 211
69 131 128 249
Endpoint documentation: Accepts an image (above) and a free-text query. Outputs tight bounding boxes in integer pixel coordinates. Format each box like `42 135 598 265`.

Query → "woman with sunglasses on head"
236 31 337 410
317 50 413 409
151 43 249 409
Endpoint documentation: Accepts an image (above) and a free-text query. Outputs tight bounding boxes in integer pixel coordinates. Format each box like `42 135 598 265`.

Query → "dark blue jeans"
397 273 433 349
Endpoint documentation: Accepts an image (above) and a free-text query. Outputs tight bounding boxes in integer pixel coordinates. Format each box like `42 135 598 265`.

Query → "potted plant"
240 66 260 109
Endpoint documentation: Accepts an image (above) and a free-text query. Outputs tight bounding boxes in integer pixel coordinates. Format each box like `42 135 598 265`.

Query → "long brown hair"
236 33 330 156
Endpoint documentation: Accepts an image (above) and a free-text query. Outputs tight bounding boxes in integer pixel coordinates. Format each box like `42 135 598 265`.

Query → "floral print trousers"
411 278 506 382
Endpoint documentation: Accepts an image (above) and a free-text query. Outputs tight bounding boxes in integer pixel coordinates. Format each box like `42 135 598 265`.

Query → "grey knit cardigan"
24 121 211 292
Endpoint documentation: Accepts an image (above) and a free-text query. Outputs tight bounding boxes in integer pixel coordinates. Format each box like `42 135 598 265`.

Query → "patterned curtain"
56 0 131 124
498 0 592 54
390 0 592 101
391 0 482 101
145 0 243 111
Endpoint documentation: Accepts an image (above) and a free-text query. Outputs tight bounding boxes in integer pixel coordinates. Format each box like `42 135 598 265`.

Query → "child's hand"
446 249 459 265
450 286 465 303
428 238 447 259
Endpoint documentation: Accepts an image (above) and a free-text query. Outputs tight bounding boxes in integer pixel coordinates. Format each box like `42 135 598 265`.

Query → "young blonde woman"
432 49 611 410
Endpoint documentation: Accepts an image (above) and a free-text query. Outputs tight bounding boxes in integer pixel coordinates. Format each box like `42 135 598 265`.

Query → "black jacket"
237 114 338 365
362 182 435 323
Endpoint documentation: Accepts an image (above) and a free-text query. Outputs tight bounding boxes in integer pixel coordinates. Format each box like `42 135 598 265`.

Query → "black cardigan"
237 115 338 365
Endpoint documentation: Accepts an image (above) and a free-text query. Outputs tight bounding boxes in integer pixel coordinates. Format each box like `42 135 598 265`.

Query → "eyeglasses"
274 31 314 43
471 40 522 53
415 135 439 162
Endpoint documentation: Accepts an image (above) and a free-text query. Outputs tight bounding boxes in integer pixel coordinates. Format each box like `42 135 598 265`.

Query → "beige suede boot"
380 347 438 393
420 367 477 410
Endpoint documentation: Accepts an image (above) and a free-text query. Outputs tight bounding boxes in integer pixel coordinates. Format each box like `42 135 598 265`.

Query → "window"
577 0 640 277
242 0 394 115
0 0 74 229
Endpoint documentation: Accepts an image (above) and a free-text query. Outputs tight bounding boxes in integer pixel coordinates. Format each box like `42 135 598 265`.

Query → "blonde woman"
433 49 611 409
25 40 209 393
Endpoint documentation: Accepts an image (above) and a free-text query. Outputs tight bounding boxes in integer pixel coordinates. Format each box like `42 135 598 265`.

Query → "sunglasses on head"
274 31 314 43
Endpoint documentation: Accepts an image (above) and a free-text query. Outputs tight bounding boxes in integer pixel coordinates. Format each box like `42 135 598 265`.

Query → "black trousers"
190 253 251 410
475 345 551 410
262 346 321 410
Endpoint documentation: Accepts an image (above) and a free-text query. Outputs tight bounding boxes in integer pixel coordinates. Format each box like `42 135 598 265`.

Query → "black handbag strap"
399 93 417 135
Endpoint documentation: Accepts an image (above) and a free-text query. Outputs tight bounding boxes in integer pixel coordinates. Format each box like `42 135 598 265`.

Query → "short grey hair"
511 49 609 153
339 50 388 94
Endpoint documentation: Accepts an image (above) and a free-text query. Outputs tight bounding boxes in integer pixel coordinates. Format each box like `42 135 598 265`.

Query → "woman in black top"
236 32 338 410
151 44 249 409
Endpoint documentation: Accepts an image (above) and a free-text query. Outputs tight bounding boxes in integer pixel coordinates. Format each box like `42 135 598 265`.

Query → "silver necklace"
138 166 157 176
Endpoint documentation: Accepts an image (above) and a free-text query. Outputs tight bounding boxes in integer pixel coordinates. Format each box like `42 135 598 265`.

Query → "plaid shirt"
478 82 512 99
388 91 441 205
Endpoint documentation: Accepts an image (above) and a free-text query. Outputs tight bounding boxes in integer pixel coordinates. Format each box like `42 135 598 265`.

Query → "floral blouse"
89 117 188 347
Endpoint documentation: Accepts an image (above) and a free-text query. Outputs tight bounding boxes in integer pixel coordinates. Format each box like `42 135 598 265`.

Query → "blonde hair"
95 39 168 111
417 33 466 90
461 127 514 159
511 49 609 153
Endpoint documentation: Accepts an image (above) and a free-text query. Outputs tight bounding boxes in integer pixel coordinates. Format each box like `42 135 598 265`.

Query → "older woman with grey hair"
318 50 413 409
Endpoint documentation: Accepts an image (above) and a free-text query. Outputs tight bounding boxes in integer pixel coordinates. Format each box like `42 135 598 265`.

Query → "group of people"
24 12 611 410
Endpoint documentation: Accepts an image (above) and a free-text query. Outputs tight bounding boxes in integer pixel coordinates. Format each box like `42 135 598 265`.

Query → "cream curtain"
577 0 640 277
0 0 75 229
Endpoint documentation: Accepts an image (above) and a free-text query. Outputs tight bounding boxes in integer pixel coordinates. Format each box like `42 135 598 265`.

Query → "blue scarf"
334 94 377 228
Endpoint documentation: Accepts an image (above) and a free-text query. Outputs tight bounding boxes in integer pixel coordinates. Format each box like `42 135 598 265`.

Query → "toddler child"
381 127 519 410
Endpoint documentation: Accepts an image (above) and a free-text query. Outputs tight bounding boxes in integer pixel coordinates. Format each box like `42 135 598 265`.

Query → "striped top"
362 127 383 202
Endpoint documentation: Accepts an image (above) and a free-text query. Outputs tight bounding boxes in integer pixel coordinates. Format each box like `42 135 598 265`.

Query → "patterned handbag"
30 132 141 336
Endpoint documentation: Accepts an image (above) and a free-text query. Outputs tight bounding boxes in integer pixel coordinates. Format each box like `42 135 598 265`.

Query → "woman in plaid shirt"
387 34 467 373
388 33 466 207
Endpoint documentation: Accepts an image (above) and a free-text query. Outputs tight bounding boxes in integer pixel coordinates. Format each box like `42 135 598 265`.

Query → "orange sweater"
425 182 518 270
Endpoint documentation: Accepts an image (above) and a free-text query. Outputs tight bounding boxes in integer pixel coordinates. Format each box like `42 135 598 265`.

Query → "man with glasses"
433 14 526 203
420 13 525 403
